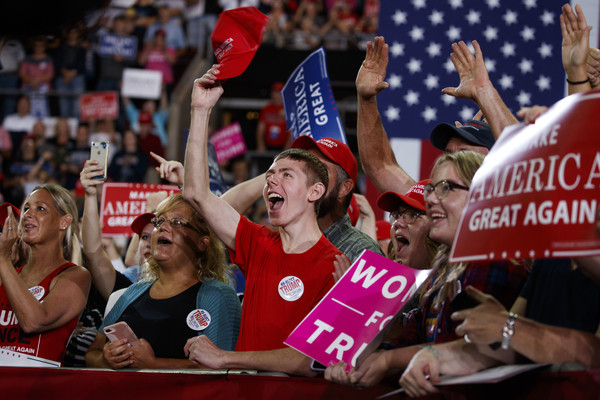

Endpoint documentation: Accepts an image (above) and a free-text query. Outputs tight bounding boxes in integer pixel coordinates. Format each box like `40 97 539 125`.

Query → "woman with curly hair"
85 174 241 369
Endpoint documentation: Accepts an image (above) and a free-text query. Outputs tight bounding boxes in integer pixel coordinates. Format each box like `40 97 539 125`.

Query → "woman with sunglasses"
84 165 241 369
325 151 529 387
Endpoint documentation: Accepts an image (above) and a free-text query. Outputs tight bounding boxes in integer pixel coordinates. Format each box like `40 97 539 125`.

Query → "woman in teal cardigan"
85 191 241 369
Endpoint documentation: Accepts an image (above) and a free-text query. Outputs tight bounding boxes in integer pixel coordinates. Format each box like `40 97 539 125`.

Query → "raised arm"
356 36 415 194
561 3 593 95
442 40 518 139
182 65 240 250
81 160 117 301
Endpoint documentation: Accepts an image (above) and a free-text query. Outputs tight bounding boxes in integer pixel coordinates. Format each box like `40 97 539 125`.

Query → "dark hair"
274 148 329 214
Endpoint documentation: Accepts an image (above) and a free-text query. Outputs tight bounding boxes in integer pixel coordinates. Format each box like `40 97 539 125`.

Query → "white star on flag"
520 26 536 41
412 0 427 10
409 26 425 41
483 26 498 41
538 43 552 58
516 91 532 106
446 26 461 41
441 94 457 106
449 0 463 9
443 58 455 73
404 90 420 106
429 10 444 25
500 42 516 57
503 10 518 25
484 58 496 72
536 75 551 91
518 58 534 74
426 42 442 57
459 106 476 121
422 106 437 122
390 42 405 57
388 74 402 89
385 105 400 122
424 74 439 89
466 10 481 24
392 10 407 25
524 0 537 9
499 74 514 90
407 58 422 73
540 10 554 25
486 0 500 9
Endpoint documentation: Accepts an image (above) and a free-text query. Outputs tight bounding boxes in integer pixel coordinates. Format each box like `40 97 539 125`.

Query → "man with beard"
290 136 384 262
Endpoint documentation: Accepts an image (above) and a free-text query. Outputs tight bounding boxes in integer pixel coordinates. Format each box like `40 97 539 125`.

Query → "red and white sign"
100 183 179 237
209 122 247 164
284 250 421 372
450 90 600 263
79 91 119 121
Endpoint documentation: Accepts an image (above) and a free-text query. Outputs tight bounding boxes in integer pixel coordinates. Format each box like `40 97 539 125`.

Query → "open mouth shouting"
268 192 285 213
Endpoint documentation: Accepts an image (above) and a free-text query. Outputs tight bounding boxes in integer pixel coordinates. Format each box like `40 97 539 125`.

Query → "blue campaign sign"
282 47 346 144
98 34 138 60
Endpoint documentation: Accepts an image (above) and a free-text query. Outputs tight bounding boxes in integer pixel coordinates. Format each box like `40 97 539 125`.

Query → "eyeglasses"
150 217 201 234
389 208 424 225
424 180 469 201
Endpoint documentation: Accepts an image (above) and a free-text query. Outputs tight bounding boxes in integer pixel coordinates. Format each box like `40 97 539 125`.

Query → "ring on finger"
7 228 12 231
464 333 472 343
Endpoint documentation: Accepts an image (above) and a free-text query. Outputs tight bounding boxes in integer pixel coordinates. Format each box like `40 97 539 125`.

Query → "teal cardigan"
101 279 241 351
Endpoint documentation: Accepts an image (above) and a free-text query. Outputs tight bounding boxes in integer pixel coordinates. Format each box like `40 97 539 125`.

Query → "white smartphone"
103 321 141 346
90 141 110 180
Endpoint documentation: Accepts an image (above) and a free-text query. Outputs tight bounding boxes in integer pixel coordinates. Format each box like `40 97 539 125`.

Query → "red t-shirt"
230 217 341 351
259 103 288 149
0 263 79 364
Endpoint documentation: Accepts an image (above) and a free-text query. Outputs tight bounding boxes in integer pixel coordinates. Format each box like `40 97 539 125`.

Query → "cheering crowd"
0 2 599 397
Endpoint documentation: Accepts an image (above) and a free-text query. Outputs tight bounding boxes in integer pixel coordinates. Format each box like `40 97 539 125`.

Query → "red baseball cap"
131 212 155 236
346 194 360 226
375 219 391 240
0 203 20 227
211 7 269 80
377 179 431 213
291 136 358 182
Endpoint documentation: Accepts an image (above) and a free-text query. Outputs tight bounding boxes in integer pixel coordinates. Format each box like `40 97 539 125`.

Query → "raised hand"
151 152 184 186
561 3 592 80
191 64 225 110
356 36 390 100
80 160 105 197
442 40 491 100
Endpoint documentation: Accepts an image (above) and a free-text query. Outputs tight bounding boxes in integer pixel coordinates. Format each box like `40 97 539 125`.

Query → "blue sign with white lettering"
98 34 138 60
282 47 346 144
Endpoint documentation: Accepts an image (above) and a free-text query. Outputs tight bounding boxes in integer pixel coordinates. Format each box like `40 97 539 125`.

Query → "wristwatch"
501 312 518 350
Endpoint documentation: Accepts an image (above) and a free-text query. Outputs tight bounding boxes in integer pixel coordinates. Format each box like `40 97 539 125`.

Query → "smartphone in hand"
90 141 110 180
103 321 141 346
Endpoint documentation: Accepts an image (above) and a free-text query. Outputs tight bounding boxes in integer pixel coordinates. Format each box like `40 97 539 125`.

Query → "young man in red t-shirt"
182 65 342 376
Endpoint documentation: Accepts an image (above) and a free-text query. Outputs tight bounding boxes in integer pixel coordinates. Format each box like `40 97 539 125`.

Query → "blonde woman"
85 190 241 370
0 184 91 365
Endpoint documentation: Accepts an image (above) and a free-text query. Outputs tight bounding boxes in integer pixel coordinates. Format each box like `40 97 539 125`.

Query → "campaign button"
278 276 304 302
186 309 211 331
28 286 45 301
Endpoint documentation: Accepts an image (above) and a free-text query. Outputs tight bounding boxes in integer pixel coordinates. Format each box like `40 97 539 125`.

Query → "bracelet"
501 312 518 350
566 78 590 85
418 344 438 359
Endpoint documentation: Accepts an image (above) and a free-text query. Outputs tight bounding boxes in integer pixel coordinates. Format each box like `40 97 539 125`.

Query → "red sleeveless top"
0 263 79 364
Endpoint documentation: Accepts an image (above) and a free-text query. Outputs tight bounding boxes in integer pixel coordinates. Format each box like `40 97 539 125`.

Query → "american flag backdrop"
376 0 579 181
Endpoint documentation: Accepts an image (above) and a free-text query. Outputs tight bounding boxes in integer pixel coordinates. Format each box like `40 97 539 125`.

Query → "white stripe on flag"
390 138 421 182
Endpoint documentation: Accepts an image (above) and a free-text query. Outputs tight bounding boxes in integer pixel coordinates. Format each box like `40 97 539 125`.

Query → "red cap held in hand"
211 7 270 80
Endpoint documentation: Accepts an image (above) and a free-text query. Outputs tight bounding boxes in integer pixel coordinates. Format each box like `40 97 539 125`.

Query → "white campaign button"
278 276 304 302
28 286 45 301
186 309 211 331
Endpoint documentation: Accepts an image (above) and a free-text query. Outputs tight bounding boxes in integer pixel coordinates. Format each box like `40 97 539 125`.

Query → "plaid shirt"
323 214 385 262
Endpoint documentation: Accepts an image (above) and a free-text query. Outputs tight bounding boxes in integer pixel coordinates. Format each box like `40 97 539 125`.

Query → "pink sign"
100 183 179 237
450 90 600 263
79 91 119 121
284 250 421 372
209 122 247 163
